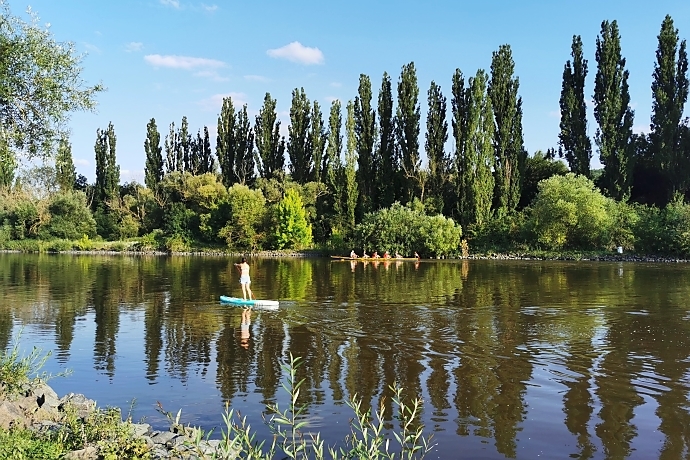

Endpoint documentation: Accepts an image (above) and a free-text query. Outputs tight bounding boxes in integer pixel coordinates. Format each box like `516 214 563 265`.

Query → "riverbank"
0 379 234 459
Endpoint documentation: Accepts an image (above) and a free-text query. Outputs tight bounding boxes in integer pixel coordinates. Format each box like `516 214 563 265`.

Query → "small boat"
330 255 419 261
219 296 279 309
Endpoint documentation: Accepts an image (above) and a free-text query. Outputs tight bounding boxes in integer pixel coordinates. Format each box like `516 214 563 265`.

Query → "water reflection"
1 254 690 458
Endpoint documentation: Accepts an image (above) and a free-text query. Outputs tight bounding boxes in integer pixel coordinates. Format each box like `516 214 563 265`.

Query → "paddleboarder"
234 257 254 300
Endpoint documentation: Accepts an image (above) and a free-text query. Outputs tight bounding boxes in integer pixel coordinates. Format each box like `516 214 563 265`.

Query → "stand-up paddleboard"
219 295 279 309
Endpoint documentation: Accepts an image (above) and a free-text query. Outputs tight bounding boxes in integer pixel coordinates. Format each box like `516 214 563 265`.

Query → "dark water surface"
1 254 690 459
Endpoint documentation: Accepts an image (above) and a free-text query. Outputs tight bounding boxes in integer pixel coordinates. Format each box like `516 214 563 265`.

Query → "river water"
1 254 689 459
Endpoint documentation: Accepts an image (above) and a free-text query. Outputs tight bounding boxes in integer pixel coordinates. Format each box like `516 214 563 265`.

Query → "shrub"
45 239 73 252
39 191 96 240
273 188 313 250
164 234 189 253
527 173 614 250
217 184 267 250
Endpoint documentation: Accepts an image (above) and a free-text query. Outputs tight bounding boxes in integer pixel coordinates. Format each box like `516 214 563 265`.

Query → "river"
1 253 689 459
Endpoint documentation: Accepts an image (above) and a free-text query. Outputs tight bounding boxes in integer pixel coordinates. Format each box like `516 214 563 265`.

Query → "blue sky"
15 0 690 183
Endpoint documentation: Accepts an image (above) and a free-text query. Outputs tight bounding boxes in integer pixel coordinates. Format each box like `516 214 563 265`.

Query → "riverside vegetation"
0 335 434 460
2 3 690 260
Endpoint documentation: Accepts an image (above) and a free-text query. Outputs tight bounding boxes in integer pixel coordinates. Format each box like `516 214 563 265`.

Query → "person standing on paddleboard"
234 257 254 300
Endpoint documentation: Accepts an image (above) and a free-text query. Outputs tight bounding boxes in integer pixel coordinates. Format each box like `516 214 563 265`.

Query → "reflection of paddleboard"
219 296 279 309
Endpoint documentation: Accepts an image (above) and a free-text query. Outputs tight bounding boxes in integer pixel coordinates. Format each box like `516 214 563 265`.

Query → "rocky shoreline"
0 380 228 459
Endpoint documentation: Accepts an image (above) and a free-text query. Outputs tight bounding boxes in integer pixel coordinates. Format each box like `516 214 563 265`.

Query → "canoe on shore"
219 296 279 309
330 255 419 261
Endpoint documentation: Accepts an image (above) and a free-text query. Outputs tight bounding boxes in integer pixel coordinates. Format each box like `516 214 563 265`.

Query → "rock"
30 420 61 436
32 382 60 409
149 446 170 459
59 393 97 419
16 395 39 413
0 400 27 429
151 430 180 447
63 446 98 460
131 422 152 438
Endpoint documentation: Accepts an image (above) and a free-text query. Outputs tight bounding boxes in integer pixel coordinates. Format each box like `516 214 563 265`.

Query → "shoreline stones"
0 380 232 459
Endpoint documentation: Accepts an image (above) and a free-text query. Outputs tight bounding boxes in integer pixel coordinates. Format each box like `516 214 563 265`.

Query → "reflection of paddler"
240 308 251 349
350 260 357 272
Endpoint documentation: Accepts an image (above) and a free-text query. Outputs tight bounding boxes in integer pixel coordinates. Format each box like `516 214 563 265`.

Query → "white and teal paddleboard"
219 296 279 309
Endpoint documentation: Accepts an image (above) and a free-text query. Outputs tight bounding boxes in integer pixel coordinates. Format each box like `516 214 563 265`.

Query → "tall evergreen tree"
395 62 421 203
354 74 377 215
324 100 344 230
377 72 398 209
451 69 468 222
425 81 448 213
144 118 163 190
255 92 286 180
344 101 358 232
164 122 177 174
177 116 191 172
455 70 494 227
55 137 77 192
309 101 325 183
593 20 635 200
216 97 238 187
559 35 592 177
200 126 215 174
489 44 525 216
287 87 312 184
93 122 119 210
235 104 256 186
650 14 689 201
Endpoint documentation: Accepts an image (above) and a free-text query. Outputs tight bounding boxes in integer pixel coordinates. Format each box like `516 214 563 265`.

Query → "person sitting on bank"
395 251 402 258
350 249 358 258
372 251 379 259
362 250 370 258
383 251 391 259
414 252 420 260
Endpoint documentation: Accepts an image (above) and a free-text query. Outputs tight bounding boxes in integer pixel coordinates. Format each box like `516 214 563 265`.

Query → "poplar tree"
377 72 398 208
144 118 163 190
455 70 494 228
324 100 344 230
354 74 377 214
395 62 421 203
55 137 77 192
93 122 119 210
200 126 214 174
164 122 177 174
189 130 203 175
593 20 635 200
178 116 191 172
451 69 468 222
559 35 592 177
308 101 325 183
255 93 286 180
216 97 237 187
425 81 448 213
489 44 525 216
344 101 358 232
650 14 689 201
287 87 312 184
235 105 255 186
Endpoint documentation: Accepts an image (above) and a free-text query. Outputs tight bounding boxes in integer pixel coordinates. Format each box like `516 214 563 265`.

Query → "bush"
272 188 313 250
634 198 690 256
217 184 267 250
45 239 73 252
527 173 614 250
469 212 528 252
39 191 96 240
164 234 189 253
355 202 462 257
74 234 94 251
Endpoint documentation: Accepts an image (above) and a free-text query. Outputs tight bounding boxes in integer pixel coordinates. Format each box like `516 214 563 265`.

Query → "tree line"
1 12 690 256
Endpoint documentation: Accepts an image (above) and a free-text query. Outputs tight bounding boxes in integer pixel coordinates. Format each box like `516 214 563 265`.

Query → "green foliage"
355 74 378 216
426 80 449 214
40 191 96 240
470 212 529 252
528 173 615 249
217 184 267 250
0 337 51 396
164 234 189 252
378 71 398 209
0 140 16 190
45 239 73 252
559 35 592 177
0 2 103 159
356 202 462 257
519 150 569 209
593 20 635 200
343 101 359 234
396 62 422 202
0 427 63 459
75 234 94 251
0 192 40 240
55 138 77 192
93 122 119 211
287 87 313 184
273 188 313 250
144 118 163 191
634 198 690 256
255 92 286 180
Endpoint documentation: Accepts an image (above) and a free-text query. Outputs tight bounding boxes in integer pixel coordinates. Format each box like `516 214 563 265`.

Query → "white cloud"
125 42 143 52
160 0 180 8
74 158 90 167
244 74 270 82
199 92 247 111
267 41 324 65
193 70 229 82
144 54 226 70
201 3 218 11
83 42 101 53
